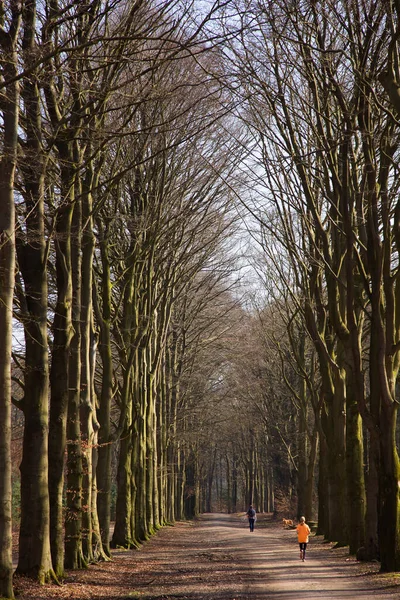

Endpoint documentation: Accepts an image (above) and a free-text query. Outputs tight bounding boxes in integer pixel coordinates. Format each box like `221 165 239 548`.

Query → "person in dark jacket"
246 505 256 532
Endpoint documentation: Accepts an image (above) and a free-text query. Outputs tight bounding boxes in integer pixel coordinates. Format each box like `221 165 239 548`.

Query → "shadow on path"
127 512 398 600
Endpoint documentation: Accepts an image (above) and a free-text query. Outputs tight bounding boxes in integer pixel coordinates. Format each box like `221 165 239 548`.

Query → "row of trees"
166 0 400 577
1 1 250 598
219 0 400 573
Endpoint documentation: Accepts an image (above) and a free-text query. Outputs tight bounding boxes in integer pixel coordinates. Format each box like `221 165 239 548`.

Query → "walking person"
246 504 256 532
296 516 311 561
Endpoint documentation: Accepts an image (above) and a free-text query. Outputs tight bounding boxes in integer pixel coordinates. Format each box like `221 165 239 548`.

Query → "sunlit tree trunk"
166 329 179 522
296 331 307 520
64 178 85 569
145 360 156 534
0 4 20 595
157 354 168 524
13 0 55 584
136 340 149 539
80 168 106 561
95 232 114 554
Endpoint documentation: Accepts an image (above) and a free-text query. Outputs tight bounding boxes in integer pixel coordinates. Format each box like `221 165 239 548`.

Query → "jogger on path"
296 516 311 561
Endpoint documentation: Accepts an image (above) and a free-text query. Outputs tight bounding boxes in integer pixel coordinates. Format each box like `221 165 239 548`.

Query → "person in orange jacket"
296 516 311 561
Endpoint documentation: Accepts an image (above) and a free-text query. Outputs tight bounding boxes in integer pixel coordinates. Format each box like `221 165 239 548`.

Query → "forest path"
14 512 400 599
126 512 398 599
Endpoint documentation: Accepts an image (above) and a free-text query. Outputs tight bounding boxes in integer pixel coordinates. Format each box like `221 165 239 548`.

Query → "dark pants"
249 518 255 532
299 542 307 557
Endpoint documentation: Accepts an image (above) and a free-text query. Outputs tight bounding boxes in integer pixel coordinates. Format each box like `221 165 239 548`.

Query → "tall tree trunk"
357 71 400 570
327 368 347 546
95 228 114 553
0 6 20 595
145 367 155 535
166 333 178 522
232 452 238 513
305 430 318 522
49 199 74 573
96 318 113 552
305 301 347 544
378 403 400 571
111 422 134 548
206 448 216 513
345 373 366 554
111 361 137 549
110 269 139 550
316 426 329 537
17 310 54 583
13 0 55 584
64 188 85 569
184 459 196 518
157 356 168 524
17 224 54 580
226 454 231 514
136 342 149 540
71 182 95 565
104 217 139 548
17 215 53 582
80 173 106 562
297 365 307 520
364 324 380 559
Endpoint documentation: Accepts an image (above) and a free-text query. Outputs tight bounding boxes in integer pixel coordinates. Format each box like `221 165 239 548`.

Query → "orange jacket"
296 522 310 543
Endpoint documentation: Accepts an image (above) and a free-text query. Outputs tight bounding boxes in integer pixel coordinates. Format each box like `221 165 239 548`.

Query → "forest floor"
13 512 400 599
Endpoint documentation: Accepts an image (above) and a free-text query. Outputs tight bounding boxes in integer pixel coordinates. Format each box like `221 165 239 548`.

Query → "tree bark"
64 190 85 570
95 226 114 553
0 4 20 595
345 370 366 554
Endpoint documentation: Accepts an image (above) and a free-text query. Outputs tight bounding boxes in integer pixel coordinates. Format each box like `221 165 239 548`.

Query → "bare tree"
0 2 21 597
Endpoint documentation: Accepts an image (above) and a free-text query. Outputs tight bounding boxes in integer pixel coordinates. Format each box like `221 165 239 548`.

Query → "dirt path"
14 513 400 599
